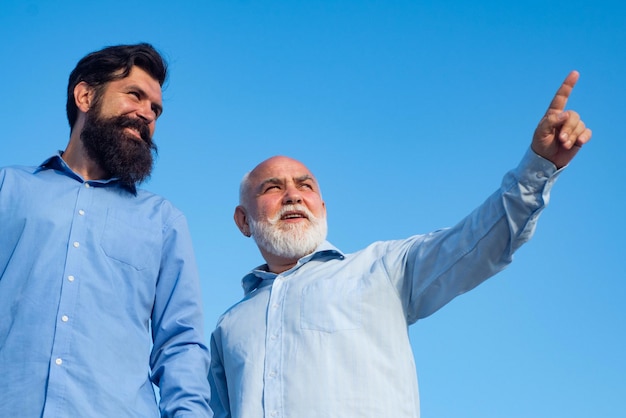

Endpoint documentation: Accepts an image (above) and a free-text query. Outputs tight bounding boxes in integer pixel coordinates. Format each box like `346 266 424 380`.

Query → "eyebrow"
258 175 315 191
258 178 282 191
295 174 315 184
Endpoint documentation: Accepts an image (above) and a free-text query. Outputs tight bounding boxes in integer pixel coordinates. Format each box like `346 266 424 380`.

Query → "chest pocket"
100 209 161 271
300 277 362 333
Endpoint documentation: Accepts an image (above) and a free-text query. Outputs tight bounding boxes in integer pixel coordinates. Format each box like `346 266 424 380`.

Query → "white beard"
249 204 327 260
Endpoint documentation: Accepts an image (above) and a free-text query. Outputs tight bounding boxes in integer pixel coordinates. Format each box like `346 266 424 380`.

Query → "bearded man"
0 43 212 417
209 71 592 418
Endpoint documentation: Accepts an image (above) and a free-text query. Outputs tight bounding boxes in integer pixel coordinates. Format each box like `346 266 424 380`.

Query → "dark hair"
66 43 168 129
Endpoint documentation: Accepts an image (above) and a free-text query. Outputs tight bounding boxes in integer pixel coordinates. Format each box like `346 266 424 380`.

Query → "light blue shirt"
209 149 561 418
0 154 212 417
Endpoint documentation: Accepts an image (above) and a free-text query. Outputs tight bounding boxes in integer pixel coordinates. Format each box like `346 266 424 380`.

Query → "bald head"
239 156 321 206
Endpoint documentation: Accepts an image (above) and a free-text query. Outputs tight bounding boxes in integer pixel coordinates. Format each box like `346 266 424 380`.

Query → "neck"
267 262 297 274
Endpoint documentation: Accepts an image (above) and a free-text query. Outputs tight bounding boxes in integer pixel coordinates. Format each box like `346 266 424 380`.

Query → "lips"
119 117 151 144
278 205 312 221
281 211 308 220
125 127 143 140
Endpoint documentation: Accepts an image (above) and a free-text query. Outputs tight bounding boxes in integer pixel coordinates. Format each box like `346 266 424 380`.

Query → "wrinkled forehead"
250 157 315 185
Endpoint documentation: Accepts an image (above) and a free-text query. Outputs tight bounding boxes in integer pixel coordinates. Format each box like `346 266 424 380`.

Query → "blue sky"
2 1 624 416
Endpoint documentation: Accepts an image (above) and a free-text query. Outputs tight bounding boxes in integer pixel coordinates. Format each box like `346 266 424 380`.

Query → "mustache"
269 205 316 223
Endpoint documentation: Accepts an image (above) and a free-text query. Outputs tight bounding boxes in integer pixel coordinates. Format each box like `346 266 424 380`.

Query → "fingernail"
561 132 569 141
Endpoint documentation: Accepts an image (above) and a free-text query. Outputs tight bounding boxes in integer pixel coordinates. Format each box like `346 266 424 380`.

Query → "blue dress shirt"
209 149 561 418
0 154 212 417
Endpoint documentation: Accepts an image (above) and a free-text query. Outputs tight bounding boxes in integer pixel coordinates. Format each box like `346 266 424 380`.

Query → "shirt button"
269 371 277 378
68 275 75 282
55 358 63 365
61 315 69 322
270 334 277 340
536 171 545 179
78 209 85 216
272 303 279 309
85 183 91 188
270 411 278 417
73 242 80 248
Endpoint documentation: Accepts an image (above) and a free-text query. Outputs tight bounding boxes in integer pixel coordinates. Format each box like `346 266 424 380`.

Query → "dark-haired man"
209 71 591 418
0 43 212 417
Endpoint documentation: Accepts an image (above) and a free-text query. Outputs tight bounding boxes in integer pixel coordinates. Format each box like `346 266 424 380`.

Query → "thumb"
537 111 569 139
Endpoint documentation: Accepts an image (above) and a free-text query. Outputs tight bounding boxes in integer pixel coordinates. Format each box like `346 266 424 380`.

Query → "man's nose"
283 186 303 204
136 101 157 125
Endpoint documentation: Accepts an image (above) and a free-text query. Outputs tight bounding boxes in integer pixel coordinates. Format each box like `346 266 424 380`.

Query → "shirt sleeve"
208 331 231 418
150 212 212 417
390 148 562 323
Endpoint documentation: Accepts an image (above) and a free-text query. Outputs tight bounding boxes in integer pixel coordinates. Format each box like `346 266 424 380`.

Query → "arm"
150 213 212 417
396 71 591 322
208 332 232 418
397 149 558 322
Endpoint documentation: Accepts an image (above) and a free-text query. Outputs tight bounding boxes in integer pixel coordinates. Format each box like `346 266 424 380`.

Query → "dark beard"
80 112 157 187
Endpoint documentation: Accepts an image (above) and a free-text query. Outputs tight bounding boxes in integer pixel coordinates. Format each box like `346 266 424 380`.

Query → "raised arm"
531 70 592 169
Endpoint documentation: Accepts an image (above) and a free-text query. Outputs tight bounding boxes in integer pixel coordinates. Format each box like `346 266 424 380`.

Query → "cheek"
256 207 273 220
255 201 280 220
306 198 325 217
97 100 123 119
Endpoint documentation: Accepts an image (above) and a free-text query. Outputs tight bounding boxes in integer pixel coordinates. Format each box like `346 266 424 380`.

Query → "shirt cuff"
513 147 563 189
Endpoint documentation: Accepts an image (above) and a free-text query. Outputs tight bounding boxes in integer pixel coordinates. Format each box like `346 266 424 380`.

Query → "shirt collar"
241 241 345 295
36 152 137 194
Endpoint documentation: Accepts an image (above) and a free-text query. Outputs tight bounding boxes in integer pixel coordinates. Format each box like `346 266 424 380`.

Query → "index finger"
546 70 580 114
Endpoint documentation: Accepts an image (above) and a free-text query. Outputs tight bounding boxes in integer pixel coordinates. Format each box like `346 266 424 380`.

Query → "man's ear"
74 81 95 113
234 206 251 237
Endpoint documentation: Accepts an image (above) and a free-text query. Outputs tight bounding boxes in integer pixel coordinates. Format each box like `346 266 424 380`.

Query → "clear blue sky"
2 1 624 416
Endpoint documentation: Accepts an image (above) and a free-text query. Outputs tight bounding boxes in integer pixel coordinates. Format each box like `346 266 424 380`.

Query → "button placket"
47 181 91 400
263 275 288 418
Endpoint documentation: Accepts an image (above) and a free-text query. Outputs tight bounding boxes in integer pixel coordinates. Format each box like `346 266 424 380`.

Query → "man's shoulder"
132 187 189 224
0 164 39 184
1 164 38 174
335 235 427 258
134 187 175 206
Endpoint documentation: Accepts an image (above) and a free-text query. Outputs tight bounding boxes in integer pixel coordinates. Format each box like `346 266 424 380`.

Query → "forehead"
249 157 315 184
